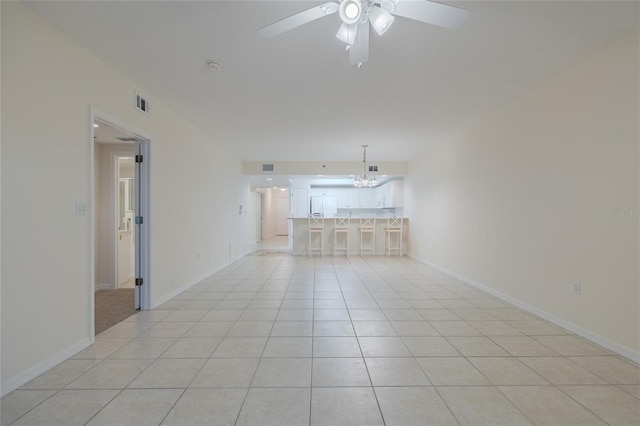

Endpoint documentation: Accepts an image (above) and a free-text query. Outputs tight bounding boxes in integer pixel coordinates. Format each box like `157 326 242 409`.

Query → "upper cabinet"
336 188 376 208
313 181 403 210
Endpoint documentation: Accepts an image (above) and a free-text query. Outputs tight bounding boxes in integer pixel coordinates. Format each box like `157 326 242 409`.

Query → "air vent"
368 165 378 172
135 92 150 114
262 164 274 172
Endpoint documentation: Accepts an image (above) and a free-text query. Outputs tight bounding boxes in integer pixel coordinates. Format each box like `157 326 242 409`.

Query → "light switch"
75 202 88 216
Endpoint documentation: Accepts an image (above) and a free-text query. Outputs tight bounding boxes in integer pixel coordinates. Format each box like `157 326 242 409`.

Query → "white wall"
1 2 252 394
406 31 639 359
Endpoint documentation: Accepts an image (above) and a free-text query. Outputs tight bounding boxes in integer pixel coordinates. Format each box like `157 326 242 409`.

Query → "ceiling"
93 119 141 144
25 1 638 163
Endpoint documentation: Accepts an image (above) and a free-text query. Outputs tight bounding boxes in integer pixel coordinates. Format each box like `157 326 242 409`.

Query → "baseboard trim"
94 283 112 291
152 249 256 308
152 268 225 309
410 254 640 364
1 337 92 397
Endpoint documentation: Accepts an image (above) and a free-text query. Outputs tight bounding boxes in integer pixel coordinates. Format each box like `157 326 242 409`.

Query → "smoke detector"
207 60 222 71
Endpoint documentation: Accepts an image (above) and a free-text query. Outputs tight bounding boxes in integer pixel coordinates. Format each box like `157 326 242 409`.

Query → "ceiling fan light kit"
259 0 469 67
339 0 363 24
368 6 395 36
336 22 358 45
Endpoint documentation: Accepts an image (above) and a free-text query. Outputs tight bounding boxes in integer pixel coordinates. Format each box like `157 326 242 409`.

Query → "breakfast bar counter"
290 217 408 256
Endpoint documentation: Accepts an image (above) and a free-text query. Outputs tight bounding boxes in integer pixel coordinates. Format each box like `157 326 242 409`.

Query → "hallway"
2 254 639 425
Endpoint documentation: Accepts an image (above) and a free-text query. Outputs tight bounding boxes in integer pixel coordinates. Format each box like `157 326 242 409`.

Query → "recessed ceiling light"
93 123 99 128
266 178 273 181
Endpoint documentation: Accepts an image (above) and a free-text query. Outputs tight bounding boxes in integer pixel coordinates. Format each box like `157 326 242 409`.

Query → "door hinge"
135 154 143 163
135 216 143 225
135 277 143 286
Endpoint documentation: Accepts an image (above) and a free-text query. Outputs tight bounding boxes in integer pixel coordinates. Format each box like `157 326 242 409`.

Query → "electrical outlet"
572 282 582 295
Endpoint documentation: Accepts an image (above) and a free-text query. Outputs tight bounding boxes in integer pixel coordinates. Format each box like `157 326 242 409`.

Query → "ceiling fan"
259 0 469 67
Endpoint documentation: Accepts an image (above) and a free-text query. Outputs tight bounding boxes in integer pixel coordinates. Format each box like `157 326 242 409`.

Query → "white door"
276 197 289 236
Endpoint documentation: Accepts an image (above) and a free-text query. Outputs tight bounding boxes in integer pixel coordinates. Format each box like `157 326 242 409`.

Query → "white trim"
151 248 253 309
1 338 91 397
152 263 231 309
137 139 151 310
410 254 640 363
94 283 112 291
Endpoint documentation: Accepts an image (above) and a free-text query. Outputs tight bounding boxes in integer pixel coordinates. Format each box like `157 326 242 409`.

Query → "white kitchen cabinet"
375 185 389 208
350 190 362 208
385 180 404 207
318 186 393 209
337 189 360 208
309 188 322 198
358 188 376 208
374 180 404 208
336 189 348 208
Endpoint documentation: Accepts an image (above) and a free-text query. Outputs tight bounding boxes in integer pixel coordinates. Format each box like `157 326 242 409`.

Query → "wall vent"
262 164 275 172
135 92 150 114
368 165 378 172
117 137 142 142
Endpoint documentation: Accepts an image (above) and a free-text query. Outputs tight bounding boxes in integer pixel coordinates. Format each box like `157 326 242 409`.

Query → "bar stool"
308 215 324 256
384 216 403 257
333 215 350 257
358 217 376 256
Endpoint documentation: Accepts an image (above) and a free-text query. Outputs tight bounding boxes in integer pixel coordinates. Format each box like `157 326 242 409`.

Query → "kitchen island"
290 216 408 256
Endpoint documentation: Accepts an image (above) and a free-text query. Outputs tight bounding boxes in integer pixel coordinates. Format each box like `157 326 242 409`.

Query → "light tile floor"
3 254 640 425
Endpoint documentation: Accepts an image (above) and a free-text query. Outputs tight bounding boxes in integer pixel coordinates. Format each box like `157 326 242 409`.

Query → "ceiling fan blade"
259 2 339 38
392 0 469 29
349 21 369 65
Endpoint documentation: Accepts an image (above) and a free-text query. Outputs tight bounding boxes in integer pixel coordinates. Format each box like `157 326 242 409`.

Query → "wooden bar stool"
333 215 350 257
358 217 376 257
308 215 324 256
384 216 403 257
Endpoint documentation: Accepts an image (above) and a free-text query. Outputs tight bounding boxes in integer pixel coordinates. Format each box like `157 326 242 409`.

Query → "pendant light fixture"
353 145 379 187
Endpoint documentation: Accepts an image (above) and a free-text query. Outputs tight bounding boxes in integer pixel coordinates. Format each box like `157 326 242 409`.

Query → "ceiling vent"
135 92 150 114
262 164 275 172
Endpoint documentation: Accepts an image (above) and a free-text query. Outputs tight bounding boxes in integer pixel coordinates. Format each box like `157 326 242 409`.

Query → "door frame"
256 191 263 243
89 107 152 341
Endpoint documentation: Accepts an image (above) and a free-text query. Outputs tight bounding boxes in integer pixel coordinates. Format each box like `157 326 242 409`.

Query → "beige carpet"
95 288 137 335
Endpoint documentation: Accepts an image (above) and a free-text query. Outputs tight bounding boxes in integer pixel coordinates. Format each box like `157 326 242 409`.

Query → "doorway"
91 110 150 338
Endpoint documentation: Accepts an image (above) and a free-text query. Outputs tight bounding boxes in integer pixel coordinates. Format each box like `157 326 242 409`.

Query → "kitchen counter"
290 217 408 256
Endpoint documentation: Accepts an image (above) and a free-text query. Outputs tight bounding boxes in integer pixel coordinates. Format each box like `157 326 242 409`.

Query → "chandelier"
353 145 379 187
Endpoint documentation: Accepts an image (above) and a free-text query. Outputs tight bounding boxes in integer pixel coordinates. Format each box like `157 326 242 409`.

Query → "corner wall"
406 31 639 359
1 2 252 394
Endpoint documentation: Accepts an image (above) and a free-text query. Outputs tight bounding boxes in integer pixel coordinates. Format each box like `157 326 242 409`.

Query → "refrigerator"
310 196 337 218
